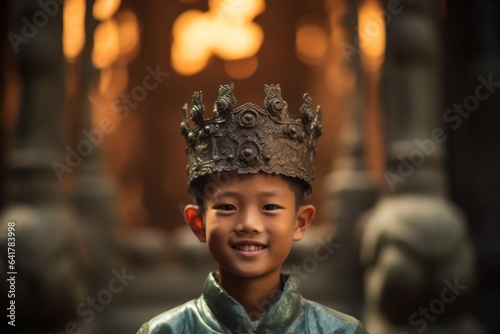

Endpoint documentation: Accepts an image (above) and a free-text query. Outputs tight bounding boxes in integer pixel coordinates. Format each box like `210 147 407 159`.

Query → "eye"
262 204 281 211
214 204 237 211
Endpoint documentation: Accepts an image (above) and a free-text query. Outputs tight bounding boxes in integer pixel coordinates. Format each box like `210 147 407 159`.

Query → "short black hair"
188 172 308 218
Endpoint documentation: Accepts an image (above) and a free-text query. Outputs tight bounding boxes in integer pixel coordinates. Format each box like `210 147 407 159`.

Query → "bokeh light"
63 0 86 62
358 0 386 71
93 0 121 21
171 0 265 75
92 19 121 69
296 23 328 66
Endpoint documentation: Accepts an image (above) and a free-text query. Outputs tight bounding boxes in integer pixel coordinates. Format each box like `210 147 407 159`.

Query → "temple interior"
1 0 499 333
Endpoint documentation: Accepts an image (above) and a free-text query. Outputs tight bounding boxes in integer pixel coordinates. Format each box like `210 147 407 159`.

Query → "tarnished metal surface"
181 83 323 195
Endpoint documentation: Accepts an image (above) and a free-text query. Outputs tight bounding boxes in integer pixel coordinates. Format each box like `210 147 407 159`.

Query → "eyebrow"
212 190 284 200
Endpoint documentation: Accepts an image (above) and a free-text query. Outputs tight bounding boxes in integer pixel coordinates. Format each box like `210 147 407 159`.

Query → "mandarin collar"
202 272 302 333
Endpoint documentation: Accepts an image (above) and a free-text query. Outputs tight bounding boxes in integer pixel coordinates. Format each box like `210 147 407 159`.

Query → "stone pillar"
359 1 483 333
0 0 88 333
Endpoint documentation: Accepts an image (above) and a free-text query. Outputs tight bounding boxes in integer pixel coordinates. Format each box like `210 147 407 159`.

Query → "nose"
235 207 263 234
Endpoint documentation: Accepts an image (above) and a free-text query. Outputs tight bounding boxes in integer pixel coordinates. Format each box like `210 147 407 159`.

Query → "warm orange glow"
171 0 265 76
94 65 128 101
326 0 355 97
326 62 356 96
116 10 140 62
358 0 386 71
171 44 211 76
171 10 212 75
63 0 86 62
296 23 328 65
65 0 136 71
93 0 121 21
92 20 120 69
208 0 265 23
212 23 263 60
98 66 113 95
224 56 258 79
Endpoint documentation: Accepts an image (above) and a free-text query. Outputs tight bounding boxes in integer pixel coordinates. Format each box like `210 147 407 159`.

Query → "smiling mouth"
232 244 267 251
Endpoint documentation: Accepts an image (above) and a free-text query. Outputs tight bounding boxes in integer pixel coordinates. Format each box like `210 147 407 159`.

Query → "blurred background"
0 0 499 333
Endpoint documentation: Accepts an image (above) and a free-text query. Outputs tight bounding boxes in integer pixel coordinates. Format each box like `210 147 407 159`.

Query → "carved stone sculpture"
360 1 484 333
0 1 88 332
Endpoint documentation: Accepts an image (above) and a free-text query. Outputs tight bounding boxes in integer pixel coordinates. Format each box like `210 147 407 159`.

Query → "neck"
217 269 282 321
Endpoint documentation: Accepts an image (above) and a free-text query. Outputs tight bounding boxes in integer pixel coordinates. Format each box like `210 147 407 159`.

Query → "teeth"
235 244 264 251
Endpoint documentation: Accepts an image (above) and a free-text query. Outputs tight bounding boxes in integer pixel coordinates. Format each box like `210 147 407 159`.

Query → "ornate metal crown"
180 83 322 195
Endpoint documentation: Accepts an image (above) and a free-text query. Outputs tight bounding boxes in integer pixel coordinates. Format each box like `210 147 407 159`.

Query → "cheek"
205 225 228 250
206 228 233 265
272 214 297 232
268 220 296 244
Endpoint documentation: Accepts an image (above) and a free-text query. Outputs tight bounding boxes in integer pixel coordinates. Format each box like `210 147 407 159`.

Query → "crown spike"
264 84 288 118
300 92 315 134
214 83 236 118
190 91 205 127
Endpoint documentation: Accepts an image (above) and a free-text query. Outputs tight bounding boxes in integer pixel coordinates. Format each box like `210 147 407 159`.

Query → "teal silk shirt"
137 272 368 334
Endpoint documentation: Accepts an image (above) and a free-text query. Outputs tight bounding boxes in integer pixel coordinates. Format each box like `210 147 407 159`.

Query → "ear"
184 205 206 243
293 204 315 241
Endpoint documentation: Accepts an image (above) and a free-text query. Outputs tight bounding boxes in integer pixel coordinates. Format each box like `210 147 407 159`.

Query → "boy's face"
184 173 315 280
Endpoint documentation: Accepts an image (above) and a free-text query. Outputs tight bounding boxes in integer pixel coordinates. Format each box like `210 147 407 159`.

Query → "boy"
137 83 368 333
